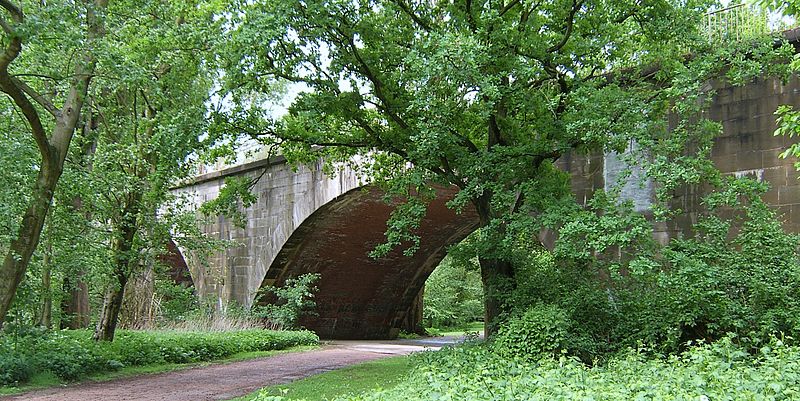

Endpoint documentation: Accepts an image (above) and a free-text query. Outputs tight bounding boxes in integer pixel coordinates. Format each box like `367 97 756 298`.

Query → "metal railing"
704 3 770 42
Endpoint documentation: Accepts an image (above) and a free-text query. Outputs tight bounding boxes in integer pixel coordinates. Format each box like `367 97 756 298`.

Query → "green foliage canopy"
216 0 749 330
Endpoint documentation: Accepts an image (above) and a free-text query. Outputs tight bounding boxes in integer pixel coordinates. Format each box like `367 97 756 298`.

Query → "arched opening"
420 249 485 334
261 185 480 339
162 239 194 288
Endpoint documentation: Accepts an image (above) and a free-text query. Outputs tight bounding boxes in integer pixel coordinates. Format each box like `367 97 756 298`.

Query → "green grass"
0 345 318 396
435 321 484 337
233 356 413 401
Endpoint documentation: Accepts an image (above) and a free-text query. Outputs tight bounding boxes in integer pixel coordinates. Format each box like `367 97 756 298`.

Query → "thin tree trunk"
37 224 53 328
94 274 129 341
94 196 141 342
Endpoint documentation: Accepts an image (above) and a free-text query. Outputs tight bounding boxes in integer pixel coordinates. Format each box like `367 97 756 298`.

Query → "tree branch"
499 0 521 17
547 0 583 53
0 15 13 35
0 0 23 22
0 4 51 162
389 0 431 31
11 77 59 117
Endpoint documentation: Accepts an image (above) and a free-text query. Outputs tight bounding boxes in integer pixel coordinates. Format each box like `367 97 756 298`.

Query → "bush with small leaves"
492 304 569 360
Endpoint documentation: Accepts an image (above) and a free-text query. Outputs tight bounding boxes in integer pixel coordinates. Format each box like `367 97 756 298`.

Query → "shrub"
154 279 199 322
0 342 31 386
31 331 111 380
505 178 800 359
253 273 320 330
492 304 569 360
0 328 319 386
253 338 800 401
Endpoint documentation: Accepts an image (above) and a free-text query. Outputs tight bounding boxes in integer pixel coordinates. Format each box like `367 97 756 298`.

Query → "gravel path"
1 340 443 401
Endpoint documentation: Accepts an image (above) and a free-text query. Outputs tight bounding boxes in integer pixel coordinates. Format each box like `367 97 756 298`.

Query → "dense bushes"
0 329 318 386
253 273 321 330
494 178 800 361
492 304 569 359
253 338 800 401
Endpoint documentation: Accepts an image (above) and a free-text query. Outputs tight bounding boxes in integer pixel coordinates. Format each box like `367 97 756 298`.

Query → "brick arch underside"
162 240 194 288
263 185 480 339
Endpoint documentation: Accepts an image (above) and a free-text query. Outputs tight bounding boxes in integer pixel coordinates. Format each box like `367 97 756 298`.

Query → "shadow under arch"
162 239 195 288
261 185 480 339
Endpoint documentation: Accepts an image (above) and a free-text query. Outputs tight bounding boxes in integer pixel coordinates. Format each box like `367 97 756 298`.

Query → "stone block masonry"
171 157 362 309
557 74 800 238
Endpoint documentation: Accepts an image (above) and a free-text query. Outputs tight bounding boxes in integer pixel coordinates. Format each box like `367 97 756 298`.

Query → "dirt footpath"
1 341 440 401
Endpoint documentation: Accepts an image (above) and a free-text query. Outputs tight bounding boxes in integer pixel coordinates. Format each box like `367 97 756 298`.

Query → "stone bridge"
169 158 478 339
169 72 800 339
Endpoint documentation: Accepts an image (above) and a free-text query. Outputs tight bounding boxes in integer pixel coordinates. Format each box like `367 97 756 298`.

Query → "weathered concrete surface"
264 186 479 339
171 157 361 309
558 75 800 237
170 157 478 339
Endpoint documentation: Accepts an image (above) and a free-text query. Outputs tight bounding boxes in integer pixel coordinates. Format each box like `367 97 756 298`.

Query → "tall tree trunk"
61 274 90 329
473 194 516 338
0 0 108 327
0 167 61 326
478 257 514 337
94 196 141 342
60 103 99 330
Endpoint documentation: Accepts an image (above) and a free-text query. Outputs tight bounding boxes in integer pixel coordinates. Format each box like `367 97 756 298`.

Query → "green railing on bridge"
703 3 783 42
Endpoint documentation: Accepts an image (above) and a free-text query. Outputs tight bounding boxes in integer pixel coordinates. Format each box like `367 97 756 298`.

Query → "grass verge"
433 321 484 337
233 355 413 401
0 345 318 396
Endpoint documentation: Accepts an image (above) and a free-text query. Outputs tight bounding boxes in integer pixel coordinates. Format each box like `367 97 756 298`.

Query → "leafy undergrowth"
427 321 484 337
237 356 412 401
253 338 800 401
0 328 319 387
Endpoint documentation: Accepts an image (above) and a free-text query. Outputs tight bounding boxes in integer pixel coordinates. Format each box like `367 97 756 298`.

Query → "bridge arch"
262 185 479 339
171 157 479 338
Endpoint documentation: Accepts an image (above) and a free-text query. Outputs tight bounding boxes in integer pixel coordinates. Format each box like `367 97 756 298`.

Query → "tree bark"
94 196 141 342
0 0 108 327
473 194 516 338
94 275 129 341
37 227 53 328
61 274 90 329
0 166 61 326
60 104 99 330
478 256 514 337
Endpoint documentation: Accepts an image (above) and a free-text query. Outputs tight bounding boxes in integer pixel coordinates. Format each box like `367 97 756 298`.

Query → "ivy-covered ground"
252 338 800 401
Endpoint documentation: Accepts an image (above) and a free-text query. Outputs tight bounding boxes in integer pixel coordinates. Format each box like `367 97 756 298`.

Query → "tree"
219 0 728 334
0 0 108 326
86 0 220 341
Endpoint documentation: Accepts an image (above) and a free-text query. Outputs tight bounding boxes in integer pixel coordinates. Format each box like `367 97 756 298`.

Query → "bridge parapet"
172 156 362 308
